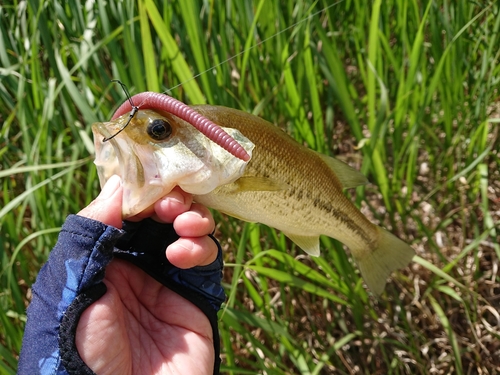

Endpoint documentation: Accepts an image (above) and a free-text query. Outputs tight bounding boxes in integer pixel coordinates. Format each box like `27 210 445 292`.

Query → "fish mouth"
91 122 121 184
92 120 171 217
92 121 115 140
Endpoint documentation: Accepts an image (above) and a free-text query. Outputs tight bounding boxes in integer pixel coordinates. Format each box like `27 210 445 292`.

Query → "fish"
92 97 415 295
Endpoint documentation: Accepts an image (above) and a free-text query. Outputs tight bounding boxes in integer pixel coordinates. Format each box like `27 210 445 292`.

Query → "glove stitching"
60 229 102 241
59 283 107 375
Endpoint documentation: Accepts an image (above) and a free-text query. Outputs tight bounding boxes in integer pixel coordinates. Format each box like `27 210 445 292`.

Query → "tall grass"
1 0 499 373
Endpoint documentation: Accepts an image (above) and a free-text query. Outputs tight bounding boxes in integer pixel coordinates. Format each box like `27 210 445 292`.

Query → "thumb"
78 175 123 228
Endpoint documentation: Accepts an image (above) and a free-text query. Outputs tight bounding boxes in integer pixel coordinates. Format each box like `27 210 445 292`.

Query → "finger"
77 175 123 228
173 203 215 238
152 187 194 223
166 236 219 269
125 203 155 222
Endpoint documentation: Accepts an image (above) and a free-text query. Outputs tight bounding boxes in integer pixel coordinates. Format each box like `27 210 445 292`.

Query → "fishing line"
112 1 346 117
162 0 346 95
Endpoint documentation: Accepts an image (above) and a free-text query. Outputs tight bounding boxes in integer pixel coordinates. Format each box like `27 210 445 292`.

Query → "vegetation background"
1 0 499 373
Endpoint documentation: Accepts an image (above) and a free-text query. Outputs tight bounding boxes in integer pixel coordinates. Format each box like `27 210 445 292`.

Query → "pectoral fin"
284 233 321 257
316 152 368 189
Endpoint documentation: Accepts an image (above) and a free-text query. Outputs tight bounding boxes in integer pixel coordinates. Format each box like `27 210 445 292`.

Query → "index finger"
153 187 194 223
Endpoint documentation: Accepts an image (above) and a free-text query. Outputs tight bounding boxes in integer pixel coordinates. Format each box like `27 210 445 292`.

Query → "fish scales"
192 105 378 253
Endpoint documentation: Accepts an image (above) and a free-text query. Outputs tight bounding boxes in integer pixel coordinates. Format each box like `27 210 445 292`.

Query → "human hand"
75 175 220 374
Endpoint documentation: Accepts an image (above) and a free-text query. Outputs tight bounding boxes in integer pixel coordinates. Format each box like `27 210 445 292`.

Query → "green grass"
1 0 499 373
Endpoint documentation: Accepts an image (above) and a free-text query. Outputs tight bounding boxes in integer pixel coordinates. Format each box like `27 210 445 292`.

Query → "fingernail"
186 211 203 219
163 190 185 205
99 175 121 199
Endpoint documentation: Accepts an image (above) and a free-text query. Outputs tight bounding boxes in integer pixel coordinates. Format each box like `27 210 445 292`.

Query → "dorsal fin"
315 152 368 189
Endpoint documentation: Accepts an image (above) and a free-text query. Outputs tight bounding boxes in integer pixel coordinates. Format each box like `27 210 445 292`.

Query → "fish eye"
147 119 172 141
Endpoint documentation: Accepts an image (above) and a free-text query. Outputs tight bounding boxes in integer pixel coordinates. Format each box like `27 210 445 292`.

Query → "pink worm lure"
111 91 250 162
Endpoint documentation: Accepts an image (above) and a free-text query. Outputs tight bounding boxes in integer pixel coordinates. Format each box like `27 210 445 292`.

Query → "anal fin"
284 233 321 257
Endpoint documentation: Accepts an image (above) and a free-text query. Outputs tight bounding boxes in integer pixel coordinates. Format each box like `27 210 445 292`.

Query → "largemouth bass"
92 99 414 295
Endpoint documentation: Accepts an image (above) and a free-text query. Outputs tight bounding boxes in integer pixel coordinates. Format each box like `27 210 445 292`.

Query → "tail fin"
356 228 415 296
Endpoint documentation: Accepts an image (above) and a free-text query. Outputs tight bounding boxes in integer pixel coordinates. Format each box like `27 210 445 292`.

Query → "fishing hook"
102 80 139 142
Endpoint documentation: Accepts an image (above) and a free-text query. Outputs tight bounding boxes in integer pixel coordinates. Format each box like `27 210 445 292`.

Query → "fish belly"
195 187 378 256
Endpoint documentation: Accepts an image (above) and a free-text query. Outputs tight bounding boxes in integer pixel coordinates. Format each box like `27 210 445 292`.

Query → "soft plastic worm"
112 92 250 161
